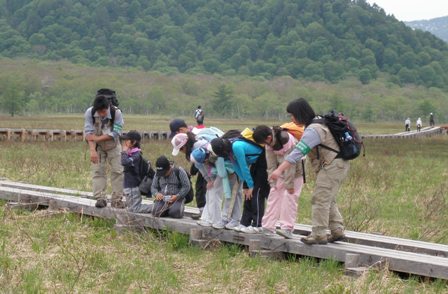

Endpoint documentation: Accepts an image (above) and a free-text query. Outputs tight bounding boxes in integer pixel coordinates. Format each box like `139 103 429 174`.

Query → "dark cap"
210 138 231 158
120 130 141 141
169 119 188 138
155 156 171 177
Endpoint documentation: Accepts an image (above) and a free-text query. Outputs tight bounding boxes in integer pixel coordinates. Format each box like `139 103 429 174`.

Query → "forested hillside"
407 16 448 43
1 0 448 88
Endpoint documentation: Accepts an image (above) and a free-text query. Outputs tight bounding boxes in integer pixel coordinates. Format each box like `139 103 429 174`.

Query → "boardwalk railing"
0 180 447 280
0 128 170 142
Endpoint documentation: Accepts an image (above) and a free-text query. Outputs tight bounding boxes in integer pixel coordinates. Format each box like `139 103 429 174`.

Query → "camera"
163 195 172 202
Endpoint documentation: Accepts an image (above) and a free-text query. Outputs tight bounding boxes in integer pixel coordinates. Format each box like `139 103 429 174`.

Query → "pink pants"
262 177 303 232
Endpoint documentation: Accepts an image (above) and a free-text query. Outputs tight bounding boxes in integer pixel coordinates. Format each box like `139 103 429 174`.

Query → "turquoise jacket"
231 140 263 189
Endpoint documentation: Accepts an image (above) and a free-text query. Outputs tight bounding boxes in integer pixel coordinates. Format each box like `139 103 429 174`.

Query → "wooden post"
344 253 368 277
189 228 208 248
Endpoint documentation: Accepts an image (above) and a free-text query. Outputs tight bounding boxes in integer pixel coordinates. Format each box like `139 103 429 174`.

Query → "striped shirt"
150 167 191 199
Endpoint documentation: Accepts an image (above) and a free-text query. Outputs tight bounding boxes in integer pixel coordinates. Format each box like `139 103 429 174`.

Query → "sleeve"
121 151 140 167
111 109 124 139
84 108 95 134
176 168 191 199
286 127 321 164
194 162 212 182
151 175 160 195
265 148 277 186
282 156 296 189
216 157 232 198
232 143 255 189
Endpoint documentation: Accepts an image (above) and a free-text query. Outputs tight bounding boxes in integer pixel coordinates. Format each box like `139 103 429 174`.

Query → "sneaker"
276 229 295 239
197 220 212 227
95 199 107 208
225 220 240 230
328 228 346 243
233 224 246 232
262 228 278 237
241 226 259 234
212 220 227 229
111 200 126 209
301 235 328 245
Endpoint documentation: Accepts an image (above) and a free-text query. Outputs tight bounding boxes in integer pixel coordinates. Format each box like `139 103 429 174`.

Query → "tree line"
0 0 447 88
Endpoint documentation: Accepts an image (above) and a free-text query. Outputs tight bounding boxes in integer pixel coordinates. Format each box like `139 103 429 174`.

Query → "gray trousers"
124 187 153 213
152 198 185 218
222 174 243 222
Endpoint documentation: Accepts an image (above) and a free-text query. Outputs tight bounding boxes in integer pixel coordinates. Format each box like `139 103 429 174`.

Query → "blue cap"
191 148 207 164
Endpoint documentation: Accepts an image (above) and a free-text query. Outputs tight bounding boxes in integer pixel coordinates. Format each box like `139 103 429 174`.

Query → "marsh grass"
0 118 447 292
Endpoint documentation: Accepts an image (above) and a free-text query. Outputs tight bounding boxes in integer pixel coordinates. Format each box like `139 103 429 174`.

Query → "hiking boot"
111 200 126 209
301 235 328 245
95 199 107 208
328 228 346 243
191 213 201 220
276 229 295 239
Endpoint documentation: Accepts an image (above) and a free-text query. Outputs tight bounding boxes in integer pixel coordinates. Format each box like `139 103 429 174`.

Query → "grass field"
0 114 406 135
0 116 447 292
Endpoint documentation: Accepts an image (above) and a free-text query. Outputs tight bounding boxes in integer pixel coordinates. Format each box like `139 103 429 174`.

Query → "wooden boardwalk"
0 125 446 142
0 128 170 142
0 180 447 280
362 126 444 140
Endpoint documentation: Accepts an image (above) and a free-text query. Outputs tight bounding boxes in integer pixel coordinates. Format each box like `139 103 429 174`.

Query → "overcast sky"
366 0 448 21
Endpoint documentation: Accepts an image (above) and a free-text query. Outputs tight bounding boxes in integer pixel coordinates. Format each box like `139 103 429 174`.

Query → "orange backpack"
281 122 305 141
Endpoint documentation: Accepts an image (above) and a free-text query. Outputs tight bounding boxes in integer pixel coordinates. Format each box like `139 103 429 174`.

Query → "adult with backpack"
405 118 411 132
210 129 268 233
194 105 205 126
270 98 360 245
151 156 191 218
84 90 125 209
253 125 305 239
120 131 153 213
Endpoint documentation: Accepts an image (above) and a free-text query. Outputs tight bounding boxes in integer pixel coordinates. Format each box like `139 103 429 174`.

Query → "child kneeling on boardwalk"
151 156 191 218
121 131 153 213
253 126 304 239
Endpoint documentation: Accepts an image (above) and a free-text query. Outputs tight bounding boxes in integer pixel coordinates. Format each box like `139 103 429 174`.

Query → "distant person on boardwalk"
169 119 207 215
84 92 125 209
270 98 350 245
151 156 191 218
121 131 153 213
405 118 411 132
194 105 205 126
429 113 435 127
416 118 422 132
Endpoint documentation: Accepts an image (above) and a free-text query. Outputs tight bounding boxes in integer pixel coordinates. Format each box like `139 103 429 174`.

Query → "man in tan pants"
84 94 125 208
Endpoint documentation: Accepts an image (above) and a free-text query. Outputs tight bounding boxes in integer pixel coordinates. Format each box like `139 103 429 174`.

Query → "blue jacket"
231 140 263 189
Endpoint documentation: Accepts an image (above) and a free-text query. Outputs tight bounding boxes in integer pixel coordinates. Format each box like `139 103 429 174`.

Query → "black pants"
240 154 270 227
191 164 207 209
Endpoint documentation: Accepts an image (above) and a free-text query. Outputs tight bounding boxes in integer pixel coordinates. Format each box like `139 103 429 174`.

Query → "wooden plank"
0 186 447 280
2 180 448 259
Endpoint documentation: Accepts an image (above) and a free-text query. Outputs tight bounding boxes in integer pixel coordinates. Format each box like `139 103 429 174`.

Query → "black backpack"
91 89 120 130
138 155 155 196
313 111 363 160
155 167 194 204
97 88 119 107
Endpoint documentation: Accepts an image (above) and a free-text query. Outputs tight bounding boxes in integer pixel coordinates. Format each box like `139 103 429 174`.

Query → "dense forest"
1 0 448 88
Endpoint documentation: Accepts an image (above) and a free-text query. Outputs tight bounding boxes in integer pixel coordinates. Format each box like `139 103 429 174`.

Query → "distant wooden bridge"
361 126 445 139
0 179 447 280
0 128 170 142
0 126 446 142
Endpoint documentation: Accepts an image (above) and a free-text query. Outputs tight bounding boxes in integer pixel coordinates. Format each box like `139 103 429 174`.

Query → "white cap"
171 133 188 156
